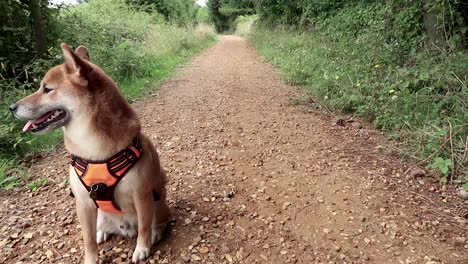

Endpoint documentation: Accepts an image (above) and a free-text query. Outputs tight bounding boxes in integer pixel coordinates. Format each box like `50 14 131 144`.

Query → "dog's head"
10 44 94 134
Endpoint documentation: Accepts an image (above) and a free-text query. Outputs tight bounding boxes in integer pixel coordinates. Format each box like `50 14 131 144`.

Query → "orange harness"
70 137 143 214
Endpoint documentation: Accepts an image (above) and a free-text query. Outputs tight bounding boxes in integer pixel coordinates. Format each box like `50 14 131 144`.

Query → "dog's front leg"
76 201 98 264
132 192 154 263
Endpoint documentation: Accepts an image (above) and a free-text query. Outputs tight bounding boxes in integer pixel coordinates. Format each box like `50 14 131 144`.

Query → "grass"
0 159 24 190
26 178 49 191
244 21 467 186
120 33 217 99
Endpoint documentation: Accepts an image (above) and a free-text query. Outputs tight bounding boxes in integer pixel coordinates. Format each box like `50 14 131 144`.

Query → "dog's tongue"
22 112 53 132
22 120 35 132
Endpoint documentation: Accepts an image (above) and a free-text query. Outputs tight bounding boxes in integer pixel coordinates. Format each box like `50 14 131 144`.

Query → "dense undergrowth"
0 0 216 189
234 1 467 186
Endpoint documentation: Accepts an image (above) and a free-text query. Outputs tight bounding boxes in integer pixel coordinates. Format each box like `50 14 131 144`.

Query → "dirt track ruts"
1 36 467 264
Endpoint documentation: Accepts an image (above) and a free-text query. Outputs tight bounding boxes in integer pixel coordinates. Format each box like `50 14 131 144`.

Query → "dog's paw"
96 230 108 244
84 255 98 264
151 225 166 245
132 246 150 263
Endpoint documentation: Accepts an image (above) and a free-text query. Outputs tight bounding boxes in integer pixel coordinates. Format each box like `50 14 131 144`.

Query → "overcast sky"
51 0 207 6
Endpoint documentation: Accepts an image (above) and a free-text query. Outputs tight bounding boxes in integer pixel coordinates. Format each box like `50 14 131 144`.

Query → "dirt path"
1 36 467 264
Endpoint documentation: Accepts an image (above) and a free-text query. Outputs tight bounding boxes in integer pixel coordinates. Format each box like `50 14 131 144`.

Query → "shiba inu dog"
10 44 171 264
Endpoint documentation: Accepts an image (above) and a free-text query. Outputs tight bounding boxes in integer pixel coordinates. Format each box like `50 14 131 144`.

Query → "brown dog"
10 44 171 263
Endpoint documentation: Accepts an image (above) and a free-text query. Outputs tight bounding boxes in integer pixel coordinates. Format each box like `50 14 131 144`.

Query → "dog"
10 43 171 263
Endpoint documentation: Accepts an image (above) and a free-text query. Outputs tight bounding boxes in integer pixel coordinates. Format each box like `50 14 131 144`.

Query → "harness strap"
70 137 143 214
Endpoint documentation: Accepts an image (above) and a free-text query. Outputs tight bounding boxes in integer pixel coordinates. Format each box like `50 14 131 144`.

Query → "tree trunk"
28 0 47 57
423 1 444 46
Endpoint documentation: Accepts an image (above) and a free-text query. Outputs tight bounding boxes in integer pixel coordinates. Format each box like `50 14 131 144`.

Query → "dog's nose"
9 103 18 113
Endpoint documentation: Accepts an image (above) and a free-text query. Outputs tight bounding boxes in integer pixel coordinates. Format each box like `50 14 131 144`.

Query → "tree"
127 0 198 25
29 0 47 57
207 0 228 31
0 0 53 87
196 6 212 24
207 0 255 32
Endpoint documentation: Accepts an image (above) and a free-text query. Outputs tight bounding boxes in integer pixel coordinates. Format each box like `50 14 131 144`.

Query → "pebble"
458 187 468 199
221 244 231 253
199 246 210 254
45 250 53 259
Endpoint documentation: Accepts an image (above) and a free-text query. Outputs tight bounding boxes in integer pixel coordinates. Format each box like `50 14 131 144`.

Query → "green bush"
126 0 199 25
207 0 255 32
234 15 258 36
196 7 212 24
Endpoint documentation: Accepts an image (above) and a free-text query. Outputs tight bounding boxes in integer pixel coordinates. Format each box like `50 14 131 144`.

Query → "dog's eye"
43 87 53 94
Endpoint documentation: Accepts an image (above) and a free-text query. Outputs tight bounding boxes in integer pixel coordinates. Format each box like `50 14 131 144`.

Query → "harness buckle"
89 183 108 200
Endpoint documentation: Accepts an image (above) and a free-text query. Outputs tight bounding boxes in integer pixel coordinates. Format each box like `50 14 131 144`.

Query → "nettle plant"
426 157 452 182
426 156 468 191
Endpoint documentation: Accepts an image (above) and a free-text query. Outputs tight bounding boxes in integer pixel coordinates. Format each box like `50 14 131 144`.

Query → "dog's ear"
61 43 88 76
75 46 90 61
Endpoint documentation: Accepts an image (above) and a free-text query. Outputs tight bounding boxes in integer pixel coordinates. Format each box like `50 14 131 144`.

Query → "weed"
0 159 23 190
26 178 49 192
427 157 452 182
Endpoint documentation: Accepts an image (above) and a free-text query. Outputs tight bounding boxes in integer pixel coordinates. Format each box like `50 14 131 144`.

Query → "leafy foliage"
0 0 58 94
234 15 258 36
26 178 49 191
256 0 345 26
208 0 255 32
196 7 212 24
127 0 199 25
427 157 452 179
0 159 23 190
